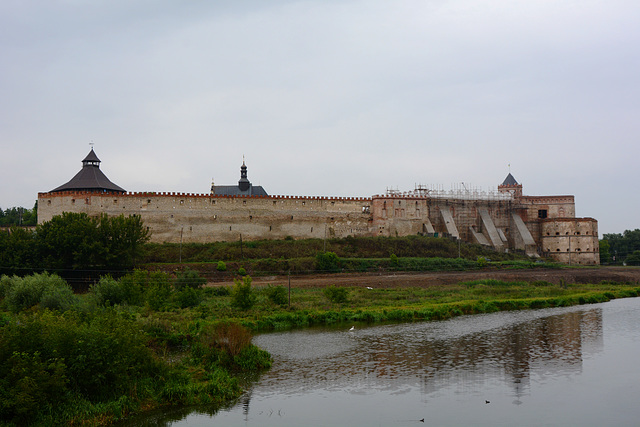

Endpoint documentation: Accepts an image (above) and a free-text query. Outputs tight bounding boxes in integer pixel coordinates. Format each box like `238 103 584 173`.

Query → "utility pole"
179 226 183 263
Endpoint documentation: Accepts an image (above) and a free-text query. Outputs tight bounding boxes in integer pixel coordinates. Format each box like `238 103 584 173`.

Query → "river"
133 297 640 426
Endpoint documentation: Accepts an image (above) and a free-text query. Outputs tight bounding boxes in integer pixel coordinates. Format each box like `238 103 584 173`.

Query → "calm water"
133 298 640 426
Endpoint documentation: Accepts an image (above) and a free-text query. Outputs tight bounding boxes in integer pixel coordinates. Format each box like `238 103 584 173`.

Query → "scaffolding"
385 183 513 201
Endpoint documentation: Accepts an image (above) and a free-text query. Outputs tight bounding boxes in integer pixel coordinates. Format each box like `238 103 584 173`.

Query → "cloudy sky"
1 0 638 235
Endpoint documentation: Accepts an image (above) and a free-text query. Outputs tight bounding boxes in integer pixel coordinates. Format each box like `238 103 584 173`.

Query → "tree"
626 250 640 266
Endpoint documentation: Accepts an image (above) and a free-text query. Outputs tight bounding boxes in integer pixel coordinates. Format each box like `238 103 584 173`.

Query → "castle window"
311 227 314 232
556 232 559 236
180 200 184 205
269 226 272 231
362 206 370 213
566 232 569 235
331 201 335 206
557 249 560 251
114 199 118 204
85 198 90 205
147 199 151 204
243 200 246 205
189 226 192 231
213 215 217 219
273 201 277 206
71 199 75 204
538 209 547 219
575 231 580 235
567 248 570 251
302 201 306 206
229 226 232 231
291 216 294 220
47 200 51 205
249 215 252 220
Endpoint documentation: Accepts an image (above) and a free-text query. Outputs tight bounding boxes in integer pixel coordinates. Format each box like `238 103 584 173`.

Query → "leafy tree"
626 250 640 266
231 276 257 310
315 251 341 272
599 239 611 264
602 229 640 265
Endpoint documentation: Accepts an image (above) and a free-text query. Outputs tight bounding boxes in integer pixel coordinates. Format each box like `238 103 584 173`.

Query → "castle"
38 150 600 265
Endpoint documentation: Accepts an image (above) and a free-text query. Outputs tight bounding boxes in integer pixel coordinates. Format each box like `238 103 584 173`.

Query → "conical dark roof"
50 149 126 193
501 173 519 186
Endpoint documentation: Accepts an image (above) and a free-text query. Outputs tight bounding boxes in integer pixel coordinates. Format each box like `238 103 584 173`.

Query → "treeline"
600 229 640 265
0 212 149 286
0 204 37 227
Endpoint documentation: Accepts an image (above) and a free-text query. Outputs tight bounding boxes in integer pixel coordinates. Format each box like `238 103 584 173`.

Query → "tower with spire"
498 172 522 198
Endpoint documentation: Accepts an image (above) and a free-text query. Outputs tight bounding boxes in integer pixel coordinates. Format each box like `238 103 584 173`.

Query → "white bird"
366 286 373 290
349 326 355 331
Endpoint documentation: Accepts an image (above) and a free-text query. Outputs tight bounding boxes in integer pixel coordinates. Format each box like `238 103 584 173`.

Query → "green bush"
5 273 69 313
316 251 341 272
0 275 14 299
175 286 202 308
237 267 247 276
323 285 349 304
0 310 161 423
89 276 125 306
39 284 79 312
265 284 288 306
216 260 227 271
231 276 256 310
175 268 206 290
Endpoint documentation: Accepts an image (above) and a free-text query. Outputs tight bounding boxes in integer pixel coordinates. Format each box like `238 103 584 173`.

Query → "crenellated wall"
37 187 600 264
38 191 373 243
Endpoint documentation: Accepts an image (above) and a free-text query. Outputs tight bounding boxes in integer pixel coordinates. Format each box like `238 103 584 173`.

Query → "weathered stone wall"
37 188 600 265
540 218 599 265
38 191 373 243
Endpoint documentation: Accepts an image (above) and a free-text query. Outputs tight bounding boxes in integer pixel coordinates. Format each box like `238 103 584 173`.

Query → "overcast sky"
1 0 638 235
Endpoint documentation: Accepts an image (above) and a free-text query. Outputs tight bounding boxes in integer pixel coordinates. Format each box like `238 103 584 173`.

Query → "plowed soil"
212 267 640 289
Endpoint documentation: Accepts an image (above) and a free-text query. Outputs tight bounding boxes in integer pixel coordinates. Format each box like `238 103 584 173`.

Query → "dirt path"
210 266 640 289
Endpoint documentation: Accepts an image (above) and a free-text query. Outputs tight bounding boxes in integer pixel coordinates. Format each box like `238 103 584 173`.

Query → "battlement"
39 191 371 203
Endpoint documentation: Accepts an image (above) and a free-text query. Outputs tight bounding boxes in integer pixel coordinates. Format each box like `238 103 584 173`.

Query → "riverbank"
2 267 640 425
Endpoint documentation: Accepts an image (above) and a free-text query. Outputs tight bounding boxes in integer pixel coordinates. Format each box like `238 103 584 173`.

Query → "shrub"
0 275 14 299
175 268 206 290
316 251 341 272
5 273 69 313
216 260 227 271
175 286 202 309
265 284 288 306
89 276 125 306
237 267 247 276
323 285 349 304
231 276 256 310
390 253 399 267
209 286 231 297
39 284 79 312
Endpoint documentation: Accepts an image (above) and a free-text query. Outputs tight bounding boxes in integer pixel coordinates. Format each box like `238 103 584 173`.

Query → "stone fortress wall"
38 184 600 265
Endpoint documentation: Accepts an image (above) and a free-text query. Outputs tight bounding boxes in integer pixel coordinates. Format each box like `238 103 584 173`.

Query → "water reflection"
150 299 640 426
253 307 603 404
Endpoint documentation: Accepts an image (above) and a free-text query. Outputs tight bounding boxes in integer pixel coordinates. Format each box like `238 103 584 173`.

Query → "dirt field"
212 266 640 289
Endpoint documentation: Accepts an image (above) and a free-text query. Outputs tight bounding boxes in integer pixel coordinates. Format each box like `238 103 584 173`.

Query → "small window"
47 200 51 205
243 200 247 205
180 200 184 205
273 201 277 206
147 199 151 204
538 209 547 219
113 199 118 204
71 199 75 204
